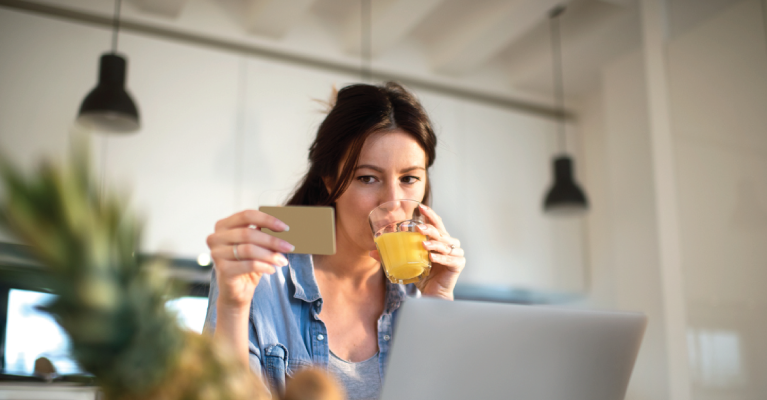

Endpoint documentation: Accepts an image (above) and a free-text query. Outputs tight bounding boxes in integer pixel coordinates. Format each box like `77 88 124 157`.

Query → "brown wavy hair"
286 82 437 207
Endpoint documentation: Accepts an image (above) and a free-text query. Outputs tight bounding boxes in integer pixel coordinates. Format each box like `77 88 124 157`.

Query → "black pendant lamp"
543 5 589 215
77 0 140 133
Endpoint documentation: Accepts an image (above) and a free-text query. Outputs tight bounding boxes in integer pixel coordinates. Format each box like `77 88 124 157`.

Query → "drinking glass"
368 200 431 284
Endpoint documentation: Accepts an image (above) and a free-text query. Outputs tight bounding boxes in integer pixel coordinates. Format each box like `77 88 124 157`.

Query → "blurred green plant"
0 138 264 400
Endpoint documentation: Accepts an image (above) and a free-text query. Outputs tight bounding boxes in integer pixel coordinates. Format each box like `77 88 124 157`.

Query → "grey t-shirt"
328 350 382 400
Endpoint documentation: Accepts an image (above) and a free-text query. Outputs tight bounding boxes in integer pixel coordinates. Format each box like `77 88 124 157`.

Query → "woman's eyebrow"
400 166 426 173
356 165 426 173
355 164 384 172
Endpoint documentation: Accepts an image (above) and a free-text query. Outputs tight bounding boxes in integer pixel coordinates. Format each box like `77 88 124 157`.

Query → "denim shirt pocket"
263 343 289 395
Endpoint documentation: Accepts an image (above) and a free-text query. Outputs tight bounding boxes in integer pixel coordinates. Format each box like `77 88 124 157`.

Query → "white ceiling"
10 0 725 110
166 0 643 101
75 0 640 107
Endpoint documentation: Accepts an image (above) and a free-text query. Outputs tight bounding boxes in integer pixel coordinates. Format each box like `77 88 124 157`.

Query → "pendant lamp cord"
361 0 372 82
761 0 767 62
111 0 122 53
549 6 566 154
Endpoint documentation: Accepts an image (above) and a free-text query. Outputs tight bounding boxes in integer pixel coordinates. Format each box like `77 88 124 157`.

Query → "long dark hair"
286 82 437 207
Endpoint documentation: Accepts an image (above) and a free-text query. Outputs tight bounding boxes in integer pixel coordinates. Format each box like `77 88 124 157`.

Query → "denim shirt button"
383 335 391 341
317 334 325 341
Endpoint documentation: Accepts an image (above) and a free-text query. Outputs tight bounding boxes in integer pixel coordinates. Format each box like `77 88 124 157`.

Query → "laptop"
381 298 647 400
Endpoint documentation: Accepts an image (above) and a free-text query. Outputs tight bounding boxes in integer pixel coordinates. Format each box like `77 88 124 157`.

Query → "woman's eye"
357 176 377 184
401 176 421 184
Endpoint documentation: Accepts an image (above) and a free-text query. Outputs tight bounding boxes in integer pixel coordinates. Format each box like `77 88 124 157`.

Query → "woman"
204 82 466 399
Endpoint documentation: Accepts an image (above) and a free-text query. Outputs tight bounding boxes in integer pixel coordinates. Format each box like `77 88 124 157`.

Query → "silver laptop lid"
381 298 647 400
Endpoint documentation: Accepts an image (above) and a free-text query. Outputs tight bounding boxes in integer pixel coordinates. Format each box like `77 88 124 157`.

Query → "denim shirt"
203 253 419 394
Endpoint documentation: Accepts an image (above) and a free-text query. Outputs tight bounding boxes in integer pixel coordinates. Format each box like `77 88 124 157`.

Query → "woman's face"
334 129 428 253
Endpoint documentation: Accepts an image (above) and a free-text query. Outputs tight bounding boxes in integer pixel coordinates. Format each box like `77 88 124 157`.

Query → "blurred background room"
0 0 765 399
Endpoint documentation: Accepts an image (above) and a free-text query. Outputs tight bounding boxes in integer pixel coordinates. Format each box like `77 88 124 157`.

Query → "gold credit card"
259 206 336 255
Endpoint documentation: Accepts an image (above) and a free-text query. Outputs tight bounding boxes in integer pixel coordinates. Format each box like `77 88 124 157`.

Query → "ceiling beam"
228 0 318 39
130 0 188 18
600 0 633 6
503 3 634 89
430 0 568 75
344 0 445 56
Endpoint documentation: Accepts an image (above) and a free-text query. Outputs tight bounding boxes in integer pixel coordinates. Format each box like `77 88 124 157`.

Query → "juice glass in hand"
368 200 431 285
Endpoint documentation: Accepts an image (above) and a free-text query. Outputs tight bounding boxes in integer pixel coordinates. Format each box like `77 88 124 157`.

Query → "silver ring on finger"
448 244 456 255
233 243 241 261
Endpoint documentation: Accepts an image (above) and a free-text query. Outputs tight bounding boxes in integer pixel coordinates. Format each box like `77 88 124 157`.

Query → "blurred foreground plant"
0 139 269 399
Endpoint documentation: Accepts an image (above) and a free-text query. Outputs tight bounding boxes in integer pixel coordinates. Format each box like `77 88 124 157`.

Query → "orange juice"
374 231 431 284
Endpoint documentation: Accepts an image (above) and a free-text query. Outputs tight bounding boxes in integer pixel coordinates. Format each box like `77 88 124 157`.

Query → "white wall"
577 0 767 399
0 7 585 294
667 0 767 398
578 49 670 400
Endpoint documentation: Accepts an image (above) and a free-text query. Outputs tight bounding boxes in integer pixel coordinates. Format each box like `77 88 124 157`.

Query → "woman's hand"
369 204 465 300
206 209 293 367
412 203 465 300
207 210 294 310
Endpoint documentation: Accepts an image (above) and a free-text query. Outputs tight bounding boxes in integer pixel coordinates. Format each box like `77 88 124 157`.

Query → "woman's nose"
380 180 403 205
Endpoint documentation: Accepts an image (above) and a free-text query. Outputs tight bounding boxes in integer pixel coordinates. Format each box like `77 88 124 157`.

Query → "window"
3 289 209 375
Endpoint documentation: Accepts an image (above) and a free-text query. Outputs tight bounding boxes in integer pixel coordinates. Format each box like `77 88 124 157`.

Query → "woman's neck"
313 230 382 288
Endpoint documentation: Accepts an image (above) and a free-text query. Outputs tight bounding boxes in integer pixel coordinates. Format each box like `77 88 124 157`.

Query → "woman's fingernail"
423 240 432 246
277 255 288 266
281 242 295 252
419 204 429 210
418 224 428 230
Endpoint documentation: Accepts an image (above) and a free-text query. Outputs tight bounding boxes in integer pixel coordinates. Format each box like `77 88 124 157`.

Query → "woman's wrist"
421 289 454 301
216 301 251 319
214 302 252 367
419 272 459 300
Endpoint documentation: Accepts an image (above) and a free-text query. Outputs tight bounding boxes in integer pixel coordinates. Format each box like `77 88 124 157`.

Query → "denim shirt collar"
287 253 321 303
384 279 407 314
287 253 407 315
